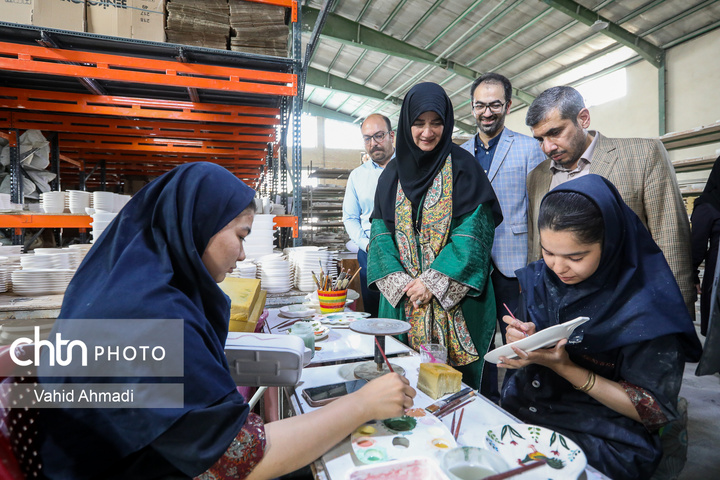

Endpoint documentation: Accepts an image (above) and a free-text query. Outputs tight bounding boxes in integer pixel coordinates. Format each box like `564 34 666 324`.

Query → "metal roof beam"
301 6 536 105
303 102 358 123
541 0 664 67
306 67 402 106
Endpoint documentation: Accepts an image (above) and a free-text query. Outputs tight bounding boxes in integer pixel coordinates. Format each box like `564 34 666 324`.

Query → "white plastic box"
224 332 308 387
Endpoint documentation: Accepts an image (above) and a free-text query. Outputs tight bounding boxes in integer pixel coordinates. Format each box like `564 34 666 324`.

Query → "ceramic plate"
286 320 330 341
484 316 590 364
485 424 586 479
351 409 456 465
313 311 371 325
279 305 315 318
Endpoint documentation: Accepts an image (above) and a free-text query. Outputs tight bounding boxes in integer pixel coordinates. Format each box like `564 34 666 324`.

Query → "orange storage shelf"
273 215 298 238
0 213 91 230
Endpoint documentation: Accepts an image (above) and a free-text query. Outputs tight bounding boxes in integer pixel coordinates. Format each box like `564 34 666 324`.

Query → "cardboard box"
4 0 86 32
86 0 164 42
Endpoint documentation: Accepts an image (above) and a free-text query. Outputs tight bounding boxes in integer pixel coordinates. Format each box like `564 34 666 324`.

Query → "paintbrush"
453 408 465 440
432 389 476 416
374 336 394 373
436 397 475 418
504 302 528 337
311 271 321 290
426 387 473 413
483 459 547 480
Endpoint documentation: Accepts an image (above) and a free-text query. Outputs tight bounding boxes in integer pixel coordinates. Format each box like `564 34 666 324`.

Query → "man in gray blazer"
461 73 545 400
526 86 695 315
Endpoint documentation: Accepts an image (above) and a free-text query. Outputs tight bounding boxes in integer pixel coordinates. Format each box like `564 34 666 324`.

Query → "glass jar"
288 321 315 358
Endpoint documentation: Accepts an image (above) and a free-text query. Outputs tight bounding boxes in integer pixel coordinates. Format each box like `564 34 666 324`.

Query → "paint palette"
313 311 371 325
351 409 457 465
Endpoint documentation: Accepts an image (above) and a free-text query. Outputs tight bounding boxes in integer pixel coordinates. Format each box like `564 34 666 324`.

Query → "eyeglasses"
362 131 390 144
472 101 506 113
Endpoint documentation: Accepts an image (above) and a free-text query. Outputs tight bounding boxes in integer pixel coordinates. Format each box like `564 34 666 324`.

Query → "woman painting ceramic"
368 82 502 390
40 162 415 480
500 174 702 479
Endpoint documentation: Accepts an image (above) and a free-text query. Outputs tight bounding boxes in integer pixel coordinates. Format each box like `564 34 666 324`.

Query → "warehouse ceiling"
300 0 720 135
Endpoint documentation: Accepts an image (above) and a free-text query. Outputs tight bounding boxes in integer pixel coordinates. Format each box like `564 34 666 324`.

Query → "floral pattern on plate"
484 423 586 479
313 311 371 325
287 320 330 340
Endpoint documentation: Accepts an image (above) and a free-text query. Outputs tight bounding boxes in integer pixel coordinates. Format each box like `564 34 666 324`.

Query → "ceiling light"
590 19 610 32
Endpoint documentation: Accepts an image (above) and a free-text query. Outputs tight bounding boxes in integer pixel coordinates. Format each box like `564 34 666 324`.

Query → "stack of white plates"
0 256 10 293
67 244 93 267
256 254 292 294
0 249 23 291
228 260 257 279
20 253 55 270
243 214 275 260
67 190 91 214
93 191 116 213
11 269 75 296
32 249 80 270
286 247 336 292
40 191 66 213
91 212 117 243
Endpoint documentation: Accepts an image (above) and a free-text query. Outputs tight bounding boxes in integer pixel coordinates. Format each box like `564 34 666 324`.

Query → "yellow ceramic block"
219 277 262 323
417 363 462 400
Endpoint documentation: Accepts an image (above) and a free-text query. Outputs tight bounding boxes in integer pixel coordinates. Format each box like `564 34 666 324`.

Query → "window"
324 119 364 150
576 69 627 107
289 114 317 148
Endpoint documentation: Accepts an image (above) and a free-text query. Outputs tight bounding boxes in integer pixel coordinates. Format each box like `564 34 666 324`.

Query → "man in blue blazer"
461 73 545 400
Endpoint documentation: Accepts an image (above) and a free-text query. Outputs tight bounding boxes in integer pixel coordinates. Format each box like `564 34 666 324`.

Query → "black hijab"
694 156 720 212
42 163 256 478
372 82 501 233
516 175 701 360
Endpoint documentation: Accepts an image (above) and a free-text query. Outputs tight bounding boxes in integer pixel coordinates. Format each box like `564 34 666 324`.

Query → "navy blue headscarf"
516 175 701 360
42 162 256 478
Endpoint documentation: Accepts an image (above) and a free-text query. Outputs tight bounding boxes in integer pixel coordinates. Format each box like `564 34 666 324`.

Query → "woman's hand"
498 338 572 372
352 373 416 420
403 279 432 308
502 315 536 343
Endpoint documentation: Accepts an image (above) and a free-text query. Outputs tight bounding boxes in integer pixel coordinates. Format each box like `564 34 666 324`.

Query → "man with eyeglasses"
460 73 545 402
342 114 395 317
525 86 695 317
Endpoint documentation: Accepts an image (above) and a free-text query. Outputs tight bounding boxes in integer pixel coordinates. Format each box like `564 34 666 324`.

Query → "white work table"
264 308 412 366
289 355 607 480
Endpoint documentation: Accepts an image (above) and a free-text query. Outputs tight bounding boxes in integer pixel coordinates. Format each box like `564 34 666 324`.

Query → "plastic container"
420 343 448 364
224 332 306 386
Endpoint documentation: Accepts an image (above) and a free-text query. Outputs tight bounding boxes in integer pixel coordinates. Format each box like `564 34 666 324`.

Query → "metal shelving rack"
0 0 305 246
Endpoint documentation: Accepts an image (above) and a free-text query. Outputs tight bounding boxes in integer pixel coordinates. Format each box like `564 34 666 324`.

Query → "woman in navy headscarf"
41 162 415 480
499 175 701 480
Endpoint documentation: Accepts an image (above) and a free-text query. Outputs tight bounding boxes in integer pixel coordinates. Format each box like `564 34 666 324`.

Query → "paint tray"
224 332 306 387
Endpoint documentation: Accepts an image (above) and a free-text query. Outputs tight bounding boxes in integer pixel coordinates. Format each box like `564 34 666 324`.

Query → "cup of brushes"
314 267 360 314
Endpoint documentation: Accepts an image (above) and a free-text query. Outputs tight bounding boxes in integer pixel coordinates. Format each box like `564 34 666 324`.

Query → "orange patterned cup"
318 289 347 314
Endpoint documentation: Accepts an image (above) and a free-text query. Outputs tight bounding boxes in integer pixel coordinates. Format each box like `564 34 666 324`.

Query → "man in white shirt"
342 114 395 317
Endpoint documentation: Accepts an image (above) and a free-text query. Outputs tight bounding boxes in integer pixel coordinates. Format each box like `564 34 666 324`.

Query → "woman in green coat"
368 82 502 389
